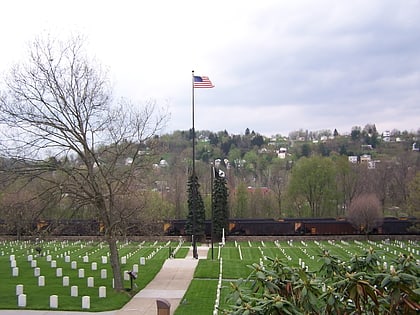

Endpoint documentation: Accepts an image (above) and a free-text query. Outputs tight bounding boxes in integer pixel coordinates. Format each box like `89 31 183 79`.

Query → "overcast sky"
1 0 419 137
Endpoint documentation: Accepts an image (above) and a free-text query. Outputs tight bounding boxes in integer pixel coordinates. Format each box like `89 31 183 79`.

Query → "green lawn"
0 240 182 311
1 239 418 313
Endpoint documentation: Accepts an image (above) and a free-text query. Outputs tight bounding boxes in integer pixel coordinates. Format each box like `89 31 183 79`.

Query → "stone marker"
140 257 145 265
82 296 90 309
91 262 97 270
16 284 23 296
71 261 77 269
71 285 78 297
99 286 106 298
34 267 40 277
56 267 62 277
38 275 45 286
101 256 107 264
18 294 26 307
87 277 94 287
31 260 37 268
50 295 58 308
101 269 107 279
78 268 85 278
12 267 19 277
63 276 69 286
133 264 138 273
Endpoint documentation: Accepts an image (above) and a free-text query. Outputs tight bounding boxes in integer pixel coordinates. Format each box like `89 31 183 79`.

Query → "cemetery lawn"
175 239 420 315
1 238 418 313
0 240 184 311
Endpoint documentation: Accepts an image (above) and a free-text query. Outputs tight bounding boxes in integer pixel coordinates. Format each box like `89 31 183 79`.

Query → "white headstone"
16 284 24 296
12 267 19 277
34 267 41 277
71 261 77 269
56 268 62 277
101 256 107 264
63 276 69 286
46 255 52 262
124 271 130 281
140 257 145 265
65 256 70 263
50 295 58 309
51 260 57 268
100 269 107 279
83 256 89 263
10 260 17 268
87 277 94 287
121 256 126 264
78 269 85 278
31 260 37 268
27 255 33 262
99 286 106 298
9 254 15 261
133 264 138 273
18 294 26 307
82 296 90 309
91 262 97 270
38 275 45 286
71 285 78 297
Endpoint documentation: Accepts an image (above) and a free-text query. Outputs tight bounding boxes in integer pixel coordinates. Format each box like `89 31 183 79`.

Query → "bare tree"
346 193 383 236
0 34 168 291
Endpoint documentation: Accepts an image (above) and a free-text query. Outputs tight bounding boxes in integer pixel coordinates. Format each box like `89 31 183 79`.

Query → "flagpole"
191 70 198 259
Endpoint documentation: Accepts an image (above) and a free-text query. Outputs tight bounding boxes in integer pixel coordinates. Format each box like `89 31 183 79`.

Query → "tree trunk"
107 236 124 291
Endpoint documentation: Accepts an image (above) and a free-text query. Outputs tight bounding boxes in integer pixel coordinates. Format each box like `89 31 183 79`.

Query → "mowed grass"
0 239 187 311
1 238 418 313
176 239 420 314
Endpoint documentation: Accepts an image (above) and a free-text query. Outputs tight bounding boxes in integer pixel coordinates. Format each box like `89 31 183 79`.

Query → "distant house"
383 130 391 142
277 147 287 159
348 156 358 163
360 154 372 163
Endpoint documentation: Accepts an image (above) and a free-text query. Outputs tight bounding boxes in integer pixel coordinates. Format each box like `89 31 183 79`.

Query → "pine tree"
185 173 206 241
212 169 229 241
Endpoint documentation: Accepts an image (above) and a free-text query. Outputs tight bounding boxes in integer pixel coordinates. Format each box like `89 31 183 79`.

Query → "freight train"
164 217 419 237
0 217 418 237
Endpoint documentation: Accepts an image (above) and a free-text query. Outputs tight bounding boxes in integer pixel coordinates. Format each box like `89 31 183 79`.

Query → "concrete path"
0 246 209 315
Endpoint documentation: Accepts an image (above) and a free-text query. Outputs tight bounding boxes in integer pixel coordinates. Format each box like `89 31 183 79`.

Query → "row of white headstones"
8 242 166 310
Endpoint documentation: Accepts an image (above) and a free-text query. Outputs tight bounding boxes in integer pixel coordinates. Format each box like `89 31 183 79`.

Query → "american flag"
193 75 214 88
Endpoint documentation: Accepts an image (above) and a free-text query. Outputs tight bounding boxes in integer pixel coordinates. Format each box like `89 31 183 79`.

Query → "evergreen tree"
185 174 206 241
212 169 229 241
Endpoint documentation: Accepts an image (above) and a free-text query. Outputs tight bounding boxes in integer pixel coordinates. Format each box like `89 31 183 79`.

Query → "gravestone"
38 275 45 286
34 267 40 277
51 260 57 268
78 269 85 278
16 284 23 296
63 276 69 286
50 295 58 308
91 262 97 270
100 269 107 279
12 267 19 277
87 277 94 287
71 285 78 297
18 294 26 307
99 286 106 298
71 261 77 269
82 296 90 309
56 268 62 277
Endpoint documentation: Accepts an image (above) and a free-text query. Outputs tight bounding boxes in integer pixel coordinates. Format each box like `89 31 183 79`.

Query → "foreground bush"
222 248 420 314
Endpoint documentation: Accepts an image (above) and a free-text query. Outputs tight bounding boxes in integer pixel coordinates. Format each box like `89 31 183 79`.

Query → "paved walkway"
0 246 209 315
